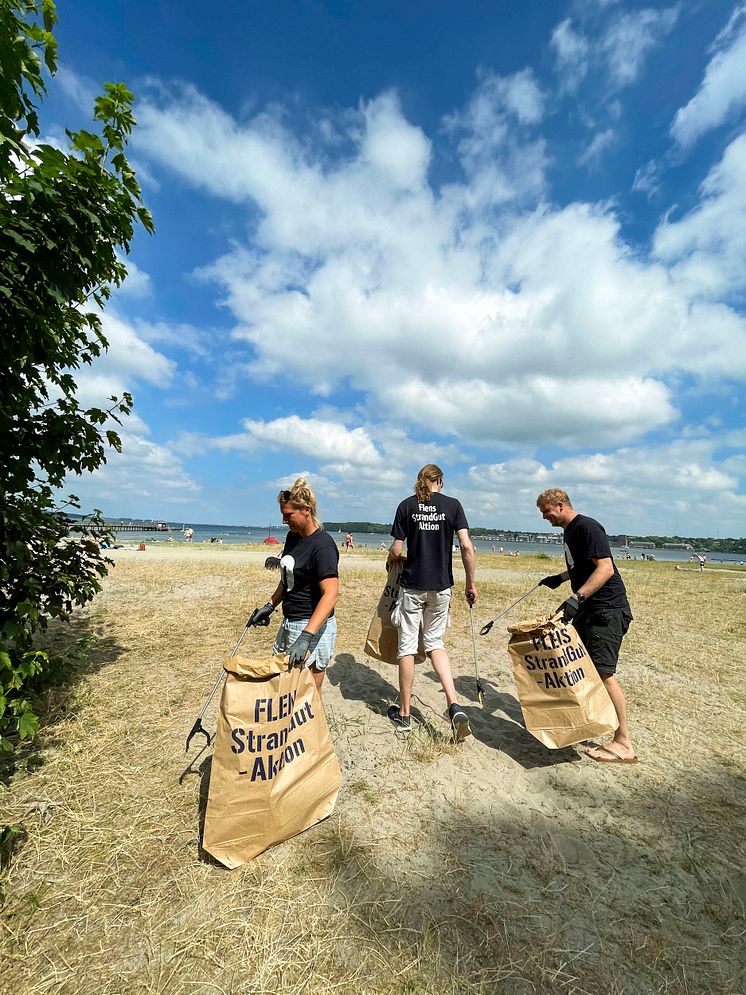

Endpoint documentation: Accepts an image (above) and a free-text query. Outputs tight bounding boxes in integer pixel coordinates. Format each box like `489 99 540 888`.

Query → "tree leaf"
0 0 154 756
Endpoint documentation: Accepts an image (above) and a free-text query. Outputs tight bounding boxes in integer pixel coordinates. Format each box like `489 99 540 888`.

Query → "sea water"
103 521 745 565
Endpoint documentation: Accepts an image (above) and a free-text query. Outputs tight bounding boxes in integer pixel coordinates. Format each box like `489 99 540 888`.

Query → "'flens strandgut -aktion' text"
229 691 313 781
524 627 587 689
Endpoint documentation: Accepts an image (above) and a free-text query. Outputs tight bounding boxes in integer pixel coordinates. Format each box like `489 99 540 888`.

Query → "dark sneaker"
448 703 471 741
387 704 411 734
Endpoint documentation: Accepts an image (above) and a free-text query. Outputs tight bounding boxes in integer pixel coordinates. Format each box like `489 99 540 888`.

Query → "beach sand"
1 545 744 994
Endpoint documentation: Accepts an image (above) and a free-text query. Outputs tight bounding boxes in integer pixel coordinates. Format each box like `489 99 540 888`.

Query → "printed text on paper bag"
524 629 587 689
230 691 315 781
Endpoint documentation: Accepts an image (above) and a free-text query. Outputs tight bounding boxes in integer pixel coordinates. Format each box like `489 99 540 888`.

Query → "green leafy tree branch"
0 0 154 752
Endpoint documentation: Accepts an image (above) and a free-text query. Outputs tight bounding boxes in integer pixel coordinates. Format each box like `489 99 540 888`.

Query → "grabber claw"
185 717 211 753
479 582 542 636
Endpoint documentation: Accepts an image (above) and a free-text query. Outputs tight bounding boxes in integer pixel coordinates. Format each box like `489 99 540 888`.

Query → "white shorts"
395 587 451 658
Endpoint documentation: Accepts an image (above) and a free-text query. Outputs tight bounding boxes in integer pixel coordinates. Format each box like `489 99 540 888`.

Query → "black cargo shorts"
574 605 632 676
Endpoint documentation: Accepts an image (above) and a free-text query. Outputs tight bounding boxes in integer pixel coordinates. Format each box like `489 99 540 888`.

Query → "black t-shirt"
564 515 631 611
280 529 339 621
391 493 468 591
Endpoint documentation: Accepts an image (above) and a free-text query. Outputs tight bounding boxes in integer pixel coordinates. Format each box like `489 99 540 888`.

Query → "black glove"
558 596 579 623
249 602 275 627
540 573 565 589
288 629 314 665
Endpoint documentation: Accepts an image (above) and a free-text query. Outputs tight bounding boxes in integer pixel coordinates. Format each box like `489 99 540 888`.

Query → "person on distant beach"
386 464 477 740
536 488 636 764
344 532 354 551
698 555 706 572
184 527 194 543
251 478 339 698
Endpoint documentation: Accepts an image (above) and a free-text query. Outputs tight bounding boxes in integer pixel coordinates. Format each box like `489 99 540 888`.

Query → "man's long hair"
414 464 443 503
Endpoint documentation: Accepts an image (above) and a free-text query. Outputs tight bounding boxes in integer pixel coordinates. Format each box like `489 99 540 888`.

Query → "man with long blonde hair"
386 465 477 739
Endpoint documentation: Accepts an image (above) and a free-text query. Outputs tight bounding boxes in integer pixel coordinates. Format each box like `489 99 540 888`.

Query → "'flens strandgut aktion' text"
523 627 587 689
229 691 313 781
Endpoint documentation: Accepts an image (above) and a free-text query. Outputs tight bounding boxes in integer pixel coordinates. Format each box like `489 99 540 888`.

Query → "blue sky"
43 0 745 536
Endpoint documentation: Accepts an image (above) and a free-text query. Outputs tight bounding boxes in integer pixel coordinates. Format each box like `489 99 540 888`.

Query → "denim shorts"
272 616 337 670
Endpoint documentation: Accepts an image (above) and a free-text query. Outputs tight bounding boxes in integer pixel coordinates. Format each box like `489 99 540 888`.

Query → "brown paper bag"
507 614 618 749
364 561 425 665
202 653 341 868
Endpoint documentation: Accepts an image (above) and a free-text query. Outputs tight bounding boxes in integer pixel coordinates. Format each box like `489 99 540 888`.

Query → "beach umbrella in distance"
262 536 280 545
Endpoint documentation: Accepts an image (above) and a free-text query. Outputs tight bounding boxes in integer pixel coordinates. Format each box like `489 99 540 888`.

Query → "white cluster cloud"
654 132 746 299
671 5 746 148
631 158 661 197
466 436 746 536
551 6 678 94
95 312 176 387
71 427 201 509
443 68 549 207
602 7 679 87
577 128 617 170
60 311 200 514
361 93 432 192
551 19 590 94
65 310 175 439
131 318 212 359
128 75 746 461
115 256 153 298
241 416 383 466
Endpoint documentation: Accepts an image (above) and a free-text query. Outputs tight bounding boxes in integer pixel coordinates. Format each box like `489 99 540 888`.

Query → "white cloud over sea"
129 82 746 452
49 2 746 536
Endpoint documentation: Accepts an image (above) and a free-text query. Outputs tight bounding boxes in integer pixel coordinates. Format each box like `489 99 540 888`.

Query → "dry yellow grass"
1 545 744 995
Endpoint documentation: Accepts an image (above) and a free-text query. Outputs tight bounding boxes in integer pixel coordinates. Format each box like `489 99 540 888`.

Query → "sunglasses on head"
280 490 292 501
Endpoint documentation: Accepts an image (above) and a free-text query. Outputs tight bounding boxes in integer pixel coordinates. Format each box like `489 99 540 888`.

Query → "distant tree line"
323 523 745 553
614 536 746 554
324 522 391 534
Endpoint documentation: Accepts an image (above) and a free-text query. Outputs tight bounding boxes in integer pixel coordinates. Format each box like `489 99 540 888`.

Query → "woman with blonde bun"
252 478 339 696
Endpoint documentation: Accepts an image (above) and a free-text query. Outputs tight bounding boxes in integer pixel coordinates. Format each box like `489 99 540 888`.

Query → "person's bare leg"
587 674 635 760
428 648 458 707
310 665 324 701
398 655 415 715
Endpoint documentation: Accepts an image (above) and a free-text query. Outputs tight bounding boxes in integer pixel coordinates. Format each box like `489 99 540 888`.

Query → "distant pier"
110 523 173 533
68 521 174 534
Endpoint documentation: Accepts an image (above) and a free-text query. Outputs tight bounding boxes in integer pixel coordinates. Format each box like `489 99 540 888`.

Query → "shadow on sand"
328 653 579 769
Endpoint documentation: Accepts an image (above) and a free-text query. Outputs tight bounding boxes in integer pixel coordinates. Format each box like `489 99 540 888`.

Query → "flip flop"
585 744 638 764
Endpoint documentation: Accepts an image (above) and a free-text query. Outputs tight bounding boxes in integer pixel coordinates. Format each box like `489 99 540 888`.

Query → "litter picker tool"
479 582 542 636
468 592 486 704
185 608 262 752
